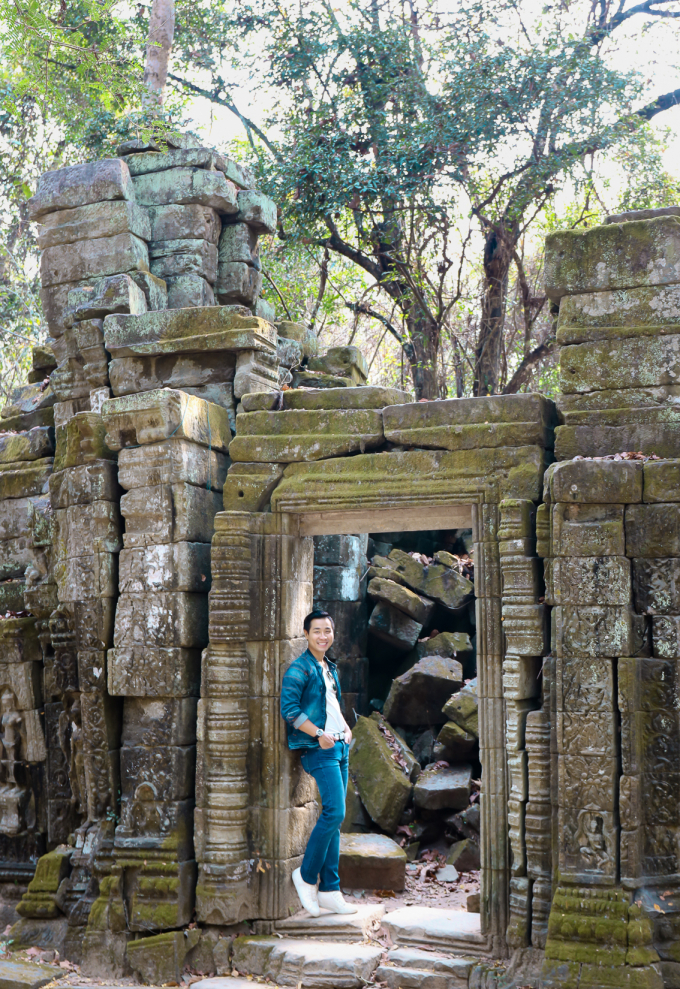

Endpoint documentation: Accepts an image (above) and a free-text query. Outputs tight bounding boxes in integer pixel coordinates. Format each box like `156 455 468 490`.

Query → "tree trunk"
406 311 440 400
474 225 515 396
143 0 175 106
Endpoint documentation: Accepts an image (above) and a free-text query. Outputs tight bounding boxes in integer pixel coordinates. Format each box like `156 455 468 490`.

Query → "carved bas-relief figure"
58 696 87 820
0 690 27 836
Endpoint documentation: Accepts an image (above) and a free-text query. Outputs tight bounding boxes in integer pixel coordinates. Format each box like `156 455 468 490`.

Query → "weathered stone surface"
165 273 215 309
545 216 680 300
314 564 362 601
49 460 118 507
549 556 630 605
127 929 201 984
554 605 646 658
436 720 476 758
0 960 64 989
120 482 221 545
633 558 680 613
0 428 53 464
28 158 134 220
339 833 407 890
409 631 473 665
255 296 275 323
291 370 356 389
552 503 625 557
233 349 279 398
442 680 478 737
547 458 642 504
229 408 384 463
314 534 368 568
221 462 285 512
368 599 422 651
560 333 680 394
277 335 304 370
123 146 253 185
109 645 200 696
228 189 277 233
37 199 151 250
626 503 680 557
383 656 463 725
149 238 217 282
382 548 474 610
148 203 221 242
349 715 413 832
104 305 276 357
368 576 435 624
280 385 411 411
2 383 56 418
218 221 259 264
215 260 263 305
554 422 680 460
384 393 554 450
102 389 230 452
113 591 209 649
307 346 368 385
54 413 115 471
231 935 382 988
276 320 319 358
447 838 481 872
375 946 473 989
0 495 51 542
119 542 211 593
131 167 239 212
40 232 149 287
414 764 472 811
557 384 680 414
643 458 680 502
342 778 372 834
109 352 235 397
557 283 680 344
0 461 53 500
118 436 220 491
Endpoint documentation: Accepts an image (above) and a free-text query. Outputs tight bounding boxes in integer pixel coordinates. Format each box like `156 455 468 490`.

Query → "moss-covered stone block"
442 680 478 736
557 283 680 345
555 424 680 461
367 576 434 624
17 850 71 920
643 459 680 503
0 460 54 501
53 413 114 471
307 345 368 384
104 305 275 358
349 715 413 832
548 459 642 504
222 462 285 512
126 929 200 984
275 320 318 358
545 216 680 301
229 408 384 463
280 385 411 411
561 334 680 395
103 388 231 452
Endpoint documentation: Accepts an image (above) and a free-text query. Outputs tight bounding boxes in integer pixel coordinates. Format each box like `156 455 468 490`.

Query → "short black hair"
303 609 334 633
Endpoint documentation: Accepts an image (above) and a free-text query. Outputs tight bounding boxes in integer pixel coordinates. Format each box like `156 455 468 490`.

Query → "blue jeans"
300 741 348 891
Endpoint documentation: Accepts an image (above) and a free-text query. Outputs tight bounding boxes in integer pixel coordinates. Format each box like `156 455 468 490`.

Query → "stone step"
0 961 64 989
376 946 474 989
272 901 385 941
383 906 487 956
231 935 383 988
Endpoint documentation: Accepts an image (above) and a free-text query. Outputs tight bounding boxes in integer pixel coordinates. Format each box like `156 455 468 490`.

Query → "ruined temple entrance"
197 424 551 962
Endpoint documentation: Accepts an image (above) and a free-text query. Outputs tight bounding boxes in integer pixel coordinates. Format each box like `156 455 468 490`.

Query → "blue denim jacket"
280 648 343 750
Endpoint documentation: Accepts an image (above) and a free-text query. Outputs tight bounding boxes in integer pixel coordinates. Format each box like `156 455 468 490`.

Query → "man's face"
305 618 334 654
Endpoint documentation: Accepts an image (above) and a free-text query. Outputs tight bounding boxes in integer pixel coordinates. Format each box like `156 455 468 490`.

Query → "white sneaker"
317 890 358 914
292 868 320 917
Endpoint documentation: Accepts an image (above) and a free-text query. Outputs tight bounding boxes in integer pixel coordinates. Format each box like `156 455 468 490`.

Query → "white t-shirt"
322 663 345 735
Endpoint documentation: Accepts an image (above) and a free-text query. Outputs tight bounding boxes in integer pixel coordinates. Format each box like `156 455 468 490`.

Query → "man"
280 609 358 916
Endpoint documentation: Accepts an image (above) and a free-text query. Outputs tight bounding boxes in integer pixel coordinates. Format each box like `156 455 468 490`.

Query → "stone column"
196 510 314 926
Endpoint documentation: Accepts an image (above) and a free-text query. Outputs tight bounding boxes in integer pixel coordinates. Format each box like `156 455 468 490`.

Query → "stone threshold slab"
273 902 385 942
382 906 488 958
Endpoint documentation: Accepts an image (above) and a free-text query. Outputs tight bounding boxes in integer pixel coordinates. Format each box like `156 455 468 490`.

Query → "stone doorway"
196 486 545 961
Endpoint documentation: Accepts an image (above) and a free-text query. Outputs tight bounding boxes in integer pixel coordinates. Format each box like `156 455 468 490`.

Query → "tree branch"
166 72 280 158
502 336 556 394
345 302 417 363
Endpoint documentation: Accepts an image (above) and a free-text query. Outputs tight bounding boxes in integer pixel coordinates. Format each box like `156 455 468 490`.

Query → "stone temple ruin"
2 137 680 988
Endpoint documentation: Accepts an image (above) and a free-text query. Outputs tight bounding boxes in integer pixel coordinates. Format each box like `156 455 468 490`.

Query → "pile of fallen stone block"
331 536 482 892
